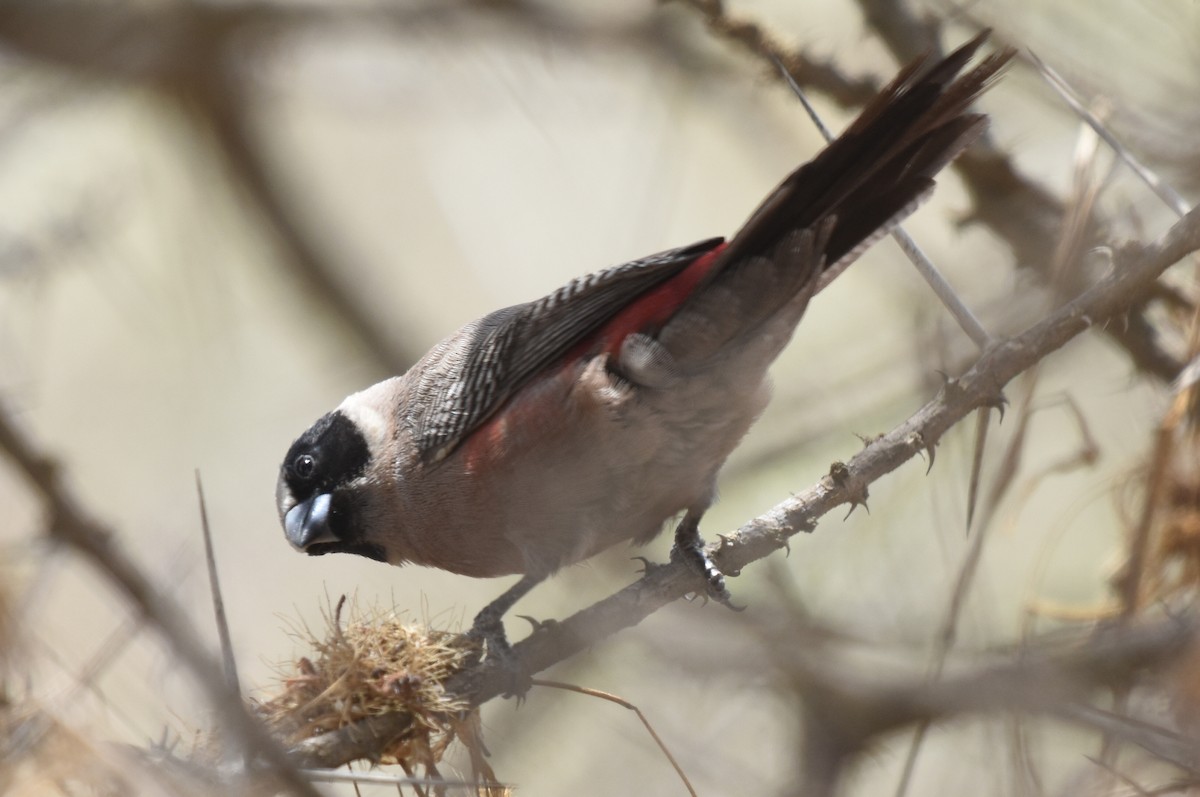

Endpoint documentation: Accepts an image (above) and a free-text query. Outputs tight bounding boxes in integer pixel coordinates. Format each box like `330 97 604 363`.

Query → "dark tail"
717 31 1012 284
656 33 1012 366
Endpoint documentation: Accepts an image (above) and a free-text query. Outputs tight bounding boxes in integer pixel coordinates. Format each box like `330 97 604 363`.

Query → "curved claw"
468 621 533 700
704 573 746 613
985 392 1009 422
515 614 556 634
466 615 509 656
631 555 664 576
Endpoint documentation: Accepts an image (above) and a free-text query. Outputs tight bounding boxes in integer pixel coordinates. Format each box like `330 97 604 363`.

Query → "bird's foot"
466 611 533 699
467 608 512 659
466 574 544 699
671 511 745 612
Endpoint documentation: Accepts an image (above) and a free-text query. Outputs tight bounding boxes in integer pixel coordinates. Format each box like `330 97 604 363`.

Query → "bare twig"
670 0 879 106
785 614 1196 797
894 403 996 797
196 471 240 699
770 53 994 349
532 679 698 797
856 0 940 62
1027 50 1190 219
899 83 1117 793
0 407 321 797
300 768 488 789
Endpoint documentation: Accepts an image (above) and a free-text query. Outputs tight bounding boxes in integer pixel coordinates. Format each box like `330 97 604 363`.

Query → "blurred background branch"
0 401 321 797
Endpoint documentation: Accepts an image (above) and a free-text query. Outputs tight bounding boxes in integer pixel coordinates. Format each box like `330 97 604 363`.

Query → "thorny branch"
289 205 1200 767
670 0 879 106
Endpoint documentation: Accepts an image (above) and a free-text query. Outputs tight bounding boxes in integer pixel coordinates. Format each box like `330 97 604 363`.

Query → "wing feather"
412 238 724 462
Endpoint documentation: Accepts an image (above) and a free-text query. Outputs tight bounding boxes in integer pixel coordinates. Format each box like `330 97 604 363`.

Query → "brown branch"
670 0 1187 383
852 0 1186 382
788 617 1197 797
856 0 940 62
289 202 1200 769
789 617 1197 797
0 2 422 374
668 0 879 106
0 410 322 797
532 679 698 797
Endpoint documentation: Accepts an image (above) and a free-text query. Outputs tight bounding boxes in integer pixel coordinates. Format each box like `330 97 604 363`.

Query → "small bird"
277 34 1010 649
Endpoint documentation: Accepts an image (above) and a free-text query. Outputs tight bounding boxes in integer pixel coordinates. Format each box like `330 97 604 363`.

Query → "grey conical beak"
284 493 337 550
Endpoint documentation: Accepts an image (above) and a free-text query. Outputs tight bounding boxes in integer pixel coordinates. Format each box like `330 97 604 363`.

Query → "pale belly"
401 353 771 578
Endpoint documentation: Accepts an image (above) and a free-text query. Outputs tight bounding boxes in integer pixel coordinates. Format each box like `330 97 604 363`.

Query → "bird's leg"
670 509 739 609
468 573 543 658
467 573 543 698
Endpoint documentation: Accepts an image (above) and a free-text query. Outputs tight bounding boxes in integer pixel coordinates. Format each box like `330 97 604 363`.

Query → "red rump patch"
579 242 727 360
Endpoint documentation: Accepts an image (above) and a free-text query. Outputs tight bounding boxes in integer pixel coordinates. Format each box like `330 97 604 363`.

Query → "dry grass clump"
256 598 484 774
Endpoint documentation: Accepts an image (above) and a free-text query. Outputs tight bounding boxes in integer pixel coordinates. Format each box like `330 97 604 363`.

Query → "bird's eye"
293 453 317 479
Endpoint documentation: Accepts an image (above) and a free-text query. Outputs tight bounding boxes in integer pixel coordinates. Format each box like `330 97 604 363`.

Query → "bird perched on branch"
276 33 1011 653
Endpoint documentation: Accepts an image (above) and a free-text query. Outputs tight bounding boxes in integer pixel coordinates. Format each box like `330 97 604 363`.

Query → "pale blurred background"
1 0 1198 795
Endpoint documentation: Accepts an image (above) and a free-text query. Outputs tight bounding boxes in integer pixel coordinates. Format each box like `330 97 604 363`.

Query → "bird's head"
276 381 401 563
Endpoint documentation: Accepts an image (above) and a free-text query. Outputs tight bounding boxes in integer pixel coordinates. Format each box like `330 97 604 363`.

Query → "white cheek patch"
337 381 395 456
